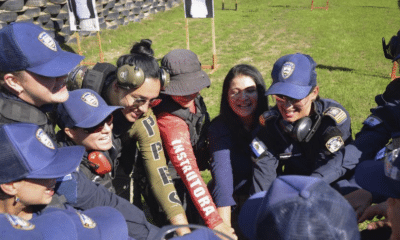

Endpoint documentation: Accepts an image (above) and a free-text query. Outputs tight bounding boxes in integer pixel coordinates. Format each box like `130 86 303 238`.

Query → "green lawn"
64 0 400 230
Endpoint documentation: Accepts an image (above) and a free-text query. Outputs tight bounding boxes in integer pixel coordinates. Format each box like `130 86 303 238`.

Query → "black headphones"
279 102 322 142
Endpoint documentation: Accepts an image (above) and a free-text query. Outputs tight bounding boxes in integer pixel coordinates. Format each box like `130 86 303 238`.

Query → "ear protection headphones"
83 151 113 176
116 63 170 90
279 102 322 142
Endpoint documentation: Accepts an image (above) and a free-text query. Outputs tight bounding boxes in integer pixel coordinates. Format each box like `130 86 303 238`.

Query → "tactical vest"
153 95 211 170
0 96 56 139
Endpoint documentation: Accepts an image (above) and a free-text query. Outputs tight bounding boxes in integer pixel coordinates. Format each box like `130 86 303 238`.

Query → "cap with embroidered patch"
238 175 360 240
0 123 84 184
0 22 84 77
267 53 317 100
57 89 122 129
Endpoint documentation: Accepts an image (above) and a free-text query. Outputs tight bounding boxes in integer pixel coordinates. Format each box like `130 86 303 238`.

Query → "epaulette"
323 107 347 125
259 110 279 127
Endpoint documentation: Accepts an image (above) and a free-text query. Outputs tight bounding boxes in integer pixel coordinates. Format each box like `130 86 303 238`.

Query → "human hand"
213 222 238 240
344 189 372 219
358 201 388 224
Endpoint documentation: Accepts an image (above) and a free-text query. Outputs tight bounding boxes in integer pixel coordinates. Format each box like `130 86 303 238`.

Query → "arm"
129 110 188 225
56 171 159 240
208 121 236 209
157 112 224 229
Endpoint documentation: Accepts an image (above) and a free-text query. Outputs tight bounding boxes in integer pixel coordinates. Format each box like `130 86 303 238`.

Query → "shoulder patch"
259 110 279 127
363 115 383 127
4 214 35 230
323 107 347 125
250 137 267 157
325 136 344 153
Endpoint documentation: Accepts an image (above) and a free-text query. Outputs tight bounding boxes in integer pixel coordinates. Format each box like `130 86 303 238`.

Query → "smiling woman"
207 64 268 238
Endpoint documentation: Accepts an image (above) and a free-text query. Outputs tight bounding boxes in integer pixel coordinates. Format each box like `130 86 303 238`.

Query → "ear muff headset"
115 64 145 90
159 67 170 89
279 111 322 143
83 151 113 176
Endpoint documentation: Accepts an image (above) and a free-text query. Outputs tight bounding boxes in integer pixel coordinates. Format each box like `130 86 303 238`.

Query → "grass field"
64 0 400 230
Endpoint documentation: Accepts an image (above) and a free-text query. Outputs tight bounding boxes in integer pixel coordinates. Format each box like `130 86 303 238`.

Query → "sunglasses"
83 114 114 134
130 96 162 108
274 95 305 106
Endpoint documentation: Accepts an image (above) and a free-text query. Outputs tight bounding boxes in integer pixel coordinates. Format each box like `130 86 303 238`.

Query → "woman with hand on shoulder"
207 64 268 235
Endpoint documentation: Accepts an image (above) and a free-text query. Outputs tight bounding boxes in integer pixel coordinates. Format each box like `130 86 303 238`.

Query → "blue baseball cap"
57 89 122 129
0 123 84 184
42 206 129 240
238 175 360 240
355 143 400 199
0 212 77 239
267 53 317 99
0 22 84 77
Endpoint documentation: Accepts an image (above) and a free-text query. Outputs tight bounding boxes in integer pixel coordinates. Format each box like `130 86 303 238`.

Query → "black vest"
153 95 211 170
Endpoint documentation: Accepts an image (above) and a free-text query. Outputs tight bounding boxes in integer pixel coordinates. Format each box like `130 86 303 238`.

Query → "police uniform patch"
5 214 35 230
250 137 267 157
281 62 295 79
363 115 382 127
36 128 55 149
323 107 347 124
76 212 97 229
38 32 57 52
81 92 99 107
325 136 344 153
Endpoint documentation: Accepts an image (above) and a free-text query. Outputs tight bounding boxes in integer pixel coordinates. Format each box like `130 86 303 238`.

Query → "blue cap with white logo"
267 53 317 100
0 123 84 184
57 89 122 129
0 22 84 77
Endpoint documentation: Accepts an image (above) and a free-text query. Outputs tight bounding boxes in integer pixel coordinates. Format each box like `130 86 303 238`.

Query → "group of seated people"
1 21 400 240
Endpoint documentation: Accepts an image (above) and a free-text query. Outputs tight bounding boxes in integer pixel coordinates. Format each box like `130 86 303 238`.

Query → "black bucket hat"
161 49 211 96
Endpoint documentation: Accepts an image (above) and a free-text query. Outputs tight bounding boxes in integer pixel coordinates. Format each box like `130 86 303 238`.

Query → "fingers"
367 220 391 230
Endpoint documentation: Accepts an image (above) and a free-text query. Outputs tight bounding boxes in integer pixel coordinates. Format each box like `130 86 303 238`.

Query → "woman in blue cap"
251 53 353 193
0 123 132 240
56 88 122 193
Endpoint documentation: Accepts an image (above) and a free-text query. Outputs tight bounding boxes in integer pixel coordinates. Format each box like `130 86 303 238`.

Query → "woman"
67 39 190 233
0 123 131 239
56 88 122 193
207 64 268 235
251 53 353 194
153 49 237 240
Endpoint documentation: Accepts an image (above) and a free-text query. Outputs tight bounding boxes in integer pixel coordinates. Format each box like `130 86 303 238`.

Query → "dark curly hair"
116 39 160 79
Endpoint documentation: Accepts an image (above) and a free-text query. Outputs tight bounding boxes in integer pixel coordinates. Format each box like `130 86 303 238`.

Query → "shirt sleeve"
208 121 236 207
157 112 223 229
129 109 185 220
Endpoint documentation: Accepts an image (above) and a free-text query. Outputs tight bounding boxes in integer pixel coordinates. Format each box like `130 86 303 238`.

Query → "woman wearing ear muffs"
251 53 354 194
66 40 191 236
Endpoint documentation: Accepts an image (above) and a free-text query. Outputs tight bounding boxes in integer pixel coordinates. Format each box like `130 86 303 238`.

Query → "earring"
14 196 20 203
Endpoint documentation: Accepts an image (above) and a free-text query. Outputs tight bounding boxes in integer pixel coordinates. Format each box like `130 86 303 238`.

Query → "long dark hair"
219 64 268 140
116 39 160 79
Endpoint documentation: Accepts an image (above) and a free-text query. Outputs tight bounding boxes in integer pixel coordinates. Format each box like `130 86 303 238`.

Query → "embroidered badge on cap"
325 136 344 153
81 92 99 107
5 214 35 230
38 32 57 52
324 107 347 125
36 128 55 149
363 115 382 127
76 212 96 229
281 62 295 79
250 137 267 157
